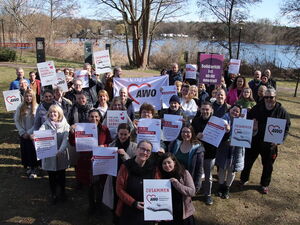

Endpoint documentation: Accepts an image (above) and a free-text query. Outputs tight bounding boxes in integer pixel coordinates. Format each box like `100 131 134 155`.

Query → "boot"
222 186 230 199
217 183 225 197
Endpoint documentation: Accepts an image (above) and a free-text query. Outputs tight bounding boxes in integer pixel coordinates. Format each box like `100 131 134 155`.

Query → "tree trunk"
228 0 235 59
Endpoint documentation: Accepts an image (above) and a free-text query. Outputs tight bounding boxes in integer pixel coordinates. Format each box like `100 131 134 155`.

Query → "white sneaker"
29 173 38 179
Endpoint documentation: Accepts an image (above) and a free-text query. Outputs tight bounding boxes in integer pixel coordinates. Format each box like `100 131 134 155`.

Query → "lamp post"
236 23 244 59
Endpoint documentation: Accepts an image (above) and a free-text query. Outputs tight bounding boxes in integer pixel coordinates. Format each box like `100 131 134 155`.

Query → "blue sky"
79 0 292 26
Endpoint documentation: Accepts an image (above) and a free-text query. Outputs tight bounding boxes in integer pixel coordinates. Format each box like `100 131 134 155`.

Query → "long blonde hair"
19 89 37 119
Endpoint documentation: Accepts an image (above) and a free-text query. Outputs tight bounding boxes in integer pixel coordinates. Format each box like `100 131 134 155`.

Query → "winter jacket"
14 103 38 136
169 140 204 190
39 117 70 171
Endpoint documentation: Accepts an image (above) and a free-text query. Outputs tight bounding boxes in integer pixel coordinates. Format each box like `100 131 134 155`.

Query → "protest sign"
162 114 183 141
34 130 57 160
113 75 169 111
199 54 224 85
106 110 128 138
74 70 89 88
3 90 21 111
137 119 161 152
201 116 227 147
185 64 197 79
228 59 241 74
37 61 57 86
92 147 118 176
240 108 248 119
94 50 112 74
230 118 253 148
75 123 98 152
161 85 177 109
264 118 287 144
144 179 173 221
52 72 68 92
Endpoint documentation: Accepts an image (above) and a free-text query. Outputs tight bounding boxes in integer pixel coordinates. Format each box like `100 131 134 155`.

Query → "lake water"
57 38 300 69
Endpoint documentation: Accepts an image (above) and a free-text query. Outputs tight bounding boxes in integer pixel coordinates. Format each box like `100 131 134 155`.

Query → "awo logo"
127 83 157 104
6 95 19 105
268 125 283 135
146 194 158 204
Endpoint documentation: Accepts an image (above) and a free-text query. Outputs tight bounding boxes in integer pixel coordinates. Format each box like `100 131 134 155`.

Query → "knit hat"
169 95 181 104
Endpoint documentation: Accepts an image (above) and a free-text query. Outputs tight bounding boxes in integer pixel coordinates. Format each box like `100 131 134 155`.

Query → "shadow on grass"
277 97 300 105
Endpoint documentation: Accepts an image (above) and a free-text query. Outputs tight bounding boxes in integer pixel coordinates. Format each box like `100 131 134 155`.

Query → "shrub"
0 47 16 61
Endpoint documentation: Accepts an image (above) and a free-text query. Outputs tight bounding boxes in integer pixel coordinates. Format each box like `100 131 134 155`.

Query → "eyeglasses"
138 147 151 154
264 96 275 100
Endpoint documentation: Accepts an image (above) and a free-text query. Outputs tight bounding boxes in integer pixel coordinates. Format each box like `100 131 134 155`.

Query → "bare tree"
95 0 187 69
197 0 261 58
280 0 300 24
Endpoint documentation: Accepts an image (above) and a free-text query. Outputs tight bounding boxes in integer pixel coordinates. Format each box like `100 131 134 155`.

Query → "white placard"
75 123 98 152
74 70 89 88
161 86 177 109
94 50 112 74
107 110 128 138
185 64 197 79
201 116 227 147
144 179 173 221
37 61 57 86
230 118 253 148
92 147 118 176
162 114 183 141
52 72 68 92
137 119 161 152
264 118 287 144
34 130 57 160
228 59 241 74
3 90 21 111
240 108 248 119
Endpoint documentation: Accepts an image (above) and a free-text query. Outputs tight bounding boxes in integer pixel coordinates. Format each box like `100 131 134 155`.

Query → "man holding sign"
240 88 291 194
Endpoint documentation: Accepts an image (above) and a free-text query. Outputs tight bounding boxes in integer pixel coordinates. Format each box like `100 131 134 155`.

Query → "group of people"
10 62 290 225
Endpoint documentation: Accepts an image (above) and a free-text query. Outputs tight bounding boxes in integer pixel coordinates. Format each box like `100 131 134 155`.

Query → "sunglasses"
264 96 275 99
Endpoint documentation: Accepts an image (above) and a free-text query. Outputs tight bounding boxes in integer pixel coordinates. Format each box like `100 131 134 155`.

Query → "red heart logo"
146 194 156 204
6 95 16 105
127 83 151 104
268 125 280 135
120 112 125 120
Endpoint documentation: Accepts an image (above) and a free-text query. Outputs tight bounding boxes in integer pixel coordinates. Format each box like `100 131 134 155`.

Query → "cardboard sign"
230 118 253 148
52 72 68 92
3 90 21 111
94 50 112 74
75 123 98 152
228 59 241 74
185 64 197 79
74 70 89 88
34 130 57 160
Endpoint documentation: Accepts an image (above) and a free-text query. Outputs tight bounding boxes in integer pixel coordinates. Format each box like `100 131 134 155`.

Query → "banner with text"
199 54 223 85
113 75 169 112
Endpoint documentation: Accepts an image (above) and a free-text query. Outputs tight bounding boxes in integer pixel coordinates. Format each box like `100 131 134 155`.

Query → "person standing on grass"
29 71 41 103
240 88 291 194
38 105 70 204
9 67 30 90
14 89 39 178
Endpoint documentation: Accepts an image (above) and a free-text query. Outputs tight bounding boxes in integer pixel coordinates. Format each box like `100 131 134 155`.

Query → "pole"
1 19 5 47
294 70 299 97
237 27 242 59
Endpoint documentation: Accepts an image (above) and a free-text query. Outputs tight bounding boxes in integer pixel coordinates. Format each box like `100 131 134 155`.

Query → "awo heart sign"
113 75 169 112
264 117 287 144
106 110 128 138
3 90 21 111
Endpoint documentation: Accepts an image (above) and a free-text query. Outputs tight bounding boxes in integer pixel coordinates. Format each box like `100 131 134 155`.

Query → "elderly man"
167 63 183 85
119 87 135 121
240 88 291 194
248 70 261 101
264 69 277 89
65 79 92 106
10 68 30 90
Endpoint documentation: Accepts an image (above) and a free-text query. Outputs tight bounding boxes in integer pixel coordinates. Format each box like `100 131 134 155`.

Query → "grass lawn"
0 64 299 225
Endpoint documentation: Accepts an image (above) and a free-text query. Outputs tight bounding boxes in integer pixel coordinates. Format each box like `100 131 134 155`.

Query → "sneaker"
205 195 213 205
261 186 269 194
29 173 38 179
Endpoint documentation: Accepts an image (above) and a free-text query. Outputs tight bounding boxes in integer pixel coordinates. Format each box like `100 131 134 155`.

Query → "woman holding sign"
116 140 160 225
39 105 70 204
159 152 196 225
14 89 39 178
168 125 204 193
215 104 244 199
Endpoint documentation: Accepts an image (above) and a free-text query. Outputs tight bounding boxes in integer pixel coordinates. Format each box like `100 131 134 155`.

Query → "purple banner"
199 54 224 85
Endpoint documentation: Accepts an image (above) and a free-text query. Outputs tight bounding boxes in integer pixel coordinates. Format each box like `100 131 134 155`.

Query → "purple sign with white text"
199 54 224 85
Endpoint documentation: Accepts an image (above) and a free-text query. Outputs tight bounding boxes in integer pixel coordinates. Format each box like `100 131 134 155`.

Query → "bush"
0 47 16 61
